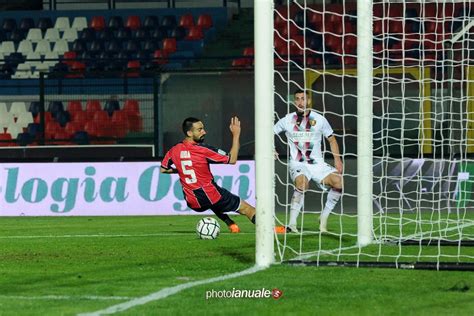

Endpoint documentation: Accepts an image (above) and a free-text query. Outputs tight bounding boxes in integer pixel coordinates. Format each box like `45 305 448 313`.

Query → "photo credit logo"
205 288 283 300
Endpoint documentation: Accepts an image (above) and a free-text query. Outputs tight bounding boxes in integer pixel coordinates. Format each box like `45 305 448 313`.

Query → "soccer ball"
196 217 220 239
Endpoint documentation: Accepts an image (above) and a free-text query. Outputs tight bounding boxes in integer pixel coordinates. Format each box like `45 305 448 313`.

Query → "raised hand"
229 116 241 137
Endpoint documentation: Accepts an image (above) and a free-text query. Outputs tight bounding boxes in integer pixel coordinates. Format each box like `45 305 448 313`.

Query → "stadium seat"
126 60 140 77
68 61 86 78
185 26 204 40
105 40 121 53
97 28 113 40
44 28 61 42
141 40 157 53
63 51 77 66
197 14 213 29
62 28 78 42
26 123 42 139
108 16 124 30
55 110 71 127
86 99 102 116
71 17 88 31
179 14 195 28
50 130 72 144
170 26 186 40
126 16 141 30
90 16 106 30
89 39 104 55
12 63 31 79
72 131 89 145
153 49 168 65
28 101 41 118
17 40 34 55
9 29 25 43
0 102 7 115
0 112 14 129
34 111 53 124
37 18 53 31
10 102 27 118
19 18 34 32
84 121 105 138
48 101 64 118
71 110 87 128
161 15 177 31
131 28 148 41
104 99 120 116
123 99 140 114
45 121 62 139
116 27 131 40
143 16 159 29
0 133 14 146
111 110 129 138
16 132 33 146
52 39 68 55
64 121 81 137
71 39 86 53
162 38 177 55
124 39 140 54
55 17 70 31
6 123 23 139
2 18 17 33
35 40 52 55
25 51 41 67
16 111 33 128
0 41 15 55
26 28 43 43
149 28 166 40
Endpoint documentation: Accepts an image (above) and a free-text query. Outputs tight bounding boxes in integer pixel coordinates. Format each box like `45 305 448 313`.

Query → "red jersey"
161 140 230 209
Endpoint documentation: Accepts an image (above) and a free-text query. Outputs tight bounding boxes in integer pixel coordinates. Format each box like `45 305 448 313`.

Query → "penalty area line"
0 295 133 301
77 265 266 316
0 232 254 239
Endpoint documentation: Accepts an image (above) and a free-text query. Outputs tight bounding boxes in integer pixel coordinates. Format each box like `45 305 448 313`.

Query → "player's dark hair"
294 89 309 96
182 117 201 136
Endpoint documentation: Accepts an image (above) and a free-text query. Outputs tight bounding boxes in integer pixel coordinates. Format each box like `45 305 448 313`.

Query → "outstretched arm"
327 135 343 174
228 116 241 164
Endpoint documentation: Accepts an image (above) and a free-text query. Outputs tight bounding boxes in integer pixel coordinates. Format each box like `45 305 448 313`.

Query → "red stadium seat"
45 121 62 139
0 133 14 146
153 49 168 65
125 15 141 30
126 60 140 77
92 110 109 123
232 58 251 68
162 38 177 54
111 110 130 138
196 14 213 29
90 16 105 30
71 110 87 128
86 99 102 120
34 111 53 124
67 100 82 113
123 99 140 114
63 51 77 66
64 121 81 137
185 26 204 40
179 13 195 28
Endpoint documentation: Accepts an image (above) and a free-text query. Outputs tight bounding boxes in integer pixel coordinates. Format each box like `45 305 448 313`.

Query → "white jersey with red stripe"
274 110 334 164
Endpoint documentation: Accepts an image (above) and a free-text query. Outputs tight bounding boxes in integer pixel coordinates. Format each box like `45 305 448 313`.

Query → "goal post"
254 0 275 268
269 0 474 270
356 0 373 247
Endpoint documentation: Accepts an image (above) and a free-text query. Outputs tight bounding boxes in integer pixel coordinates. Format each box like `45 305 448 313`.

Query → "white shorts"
289 160 336 190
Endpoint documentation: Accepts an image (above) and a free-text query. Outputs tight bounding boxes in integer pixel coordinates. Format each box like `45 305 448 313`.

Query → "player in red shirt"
160 116 256 233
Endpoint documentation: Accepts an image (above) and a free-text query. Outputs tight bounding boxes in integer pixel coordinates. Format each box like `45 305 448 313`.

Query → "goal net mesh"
273 0 474 268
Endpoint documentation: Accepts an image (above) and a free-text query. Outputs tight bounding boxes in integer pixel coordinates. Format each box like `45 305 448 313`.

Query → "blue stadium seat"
170 26 186 40
104 99 120 116
37 17 53 31
89 39 104 55
73 131 89 145
2 18 17 33
19 18 35 32
48 101 64 118
9 29 25 42
116 27 131 40
97 28 114 40
124 40 139 54
141 40 157 53
149 28 166 40
108 16 124 30
143 16 159 29
79 27 96 41
72 39 87 53
28 101 41 118
105 40 121 54
131 28 148 40
160 15 177 31
55 110 71 127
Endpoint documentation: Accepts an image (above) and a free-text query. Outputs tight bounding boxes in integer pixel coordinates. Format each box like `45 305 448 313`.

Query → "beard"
195 136 205 143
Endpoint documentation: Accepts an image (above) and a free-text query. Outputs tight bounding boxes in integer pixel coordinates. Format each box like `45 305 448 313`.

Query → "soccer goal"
255 0 474 270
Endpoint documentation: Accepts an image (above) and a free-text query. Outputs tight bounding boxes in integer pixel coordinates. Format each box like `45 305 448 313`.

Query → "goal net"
273 0 474 270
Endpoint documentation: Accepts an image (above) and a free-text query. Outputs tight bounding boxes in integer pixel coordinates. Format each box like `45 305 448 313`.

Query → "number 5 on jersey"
181 160 197 184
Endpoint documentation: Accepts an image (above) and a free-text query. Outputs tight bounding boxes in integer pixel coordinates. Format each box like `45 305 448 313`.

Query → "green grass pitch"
1 216 474 315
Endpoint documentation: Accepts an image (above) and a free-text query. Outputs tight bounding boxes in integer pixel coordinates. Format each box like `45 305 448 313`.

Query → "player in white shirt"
274 89 343 233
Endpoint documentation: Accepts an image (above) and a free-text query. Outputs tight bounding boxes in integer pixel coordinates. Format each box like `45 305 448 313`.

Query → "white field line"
0 232 254 239
0 295 132 301
77 265 266 316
